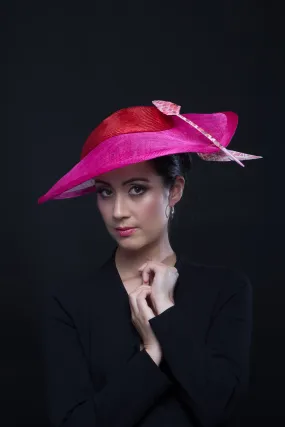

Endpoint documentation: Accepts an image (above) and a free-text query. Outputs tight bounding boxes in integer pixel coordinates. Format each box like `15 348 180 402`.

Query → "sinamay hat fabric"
38 100 262 204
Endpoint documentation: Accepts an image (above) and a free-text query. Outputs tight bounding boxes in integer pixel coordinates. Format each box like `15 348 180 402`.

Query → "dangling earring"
165 204 175 219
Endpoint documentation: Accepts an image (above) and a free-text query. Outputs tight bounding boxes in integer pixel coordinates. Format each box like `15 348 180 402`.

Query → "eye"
97 185 147 198
130 185 146 195
97 188 112 197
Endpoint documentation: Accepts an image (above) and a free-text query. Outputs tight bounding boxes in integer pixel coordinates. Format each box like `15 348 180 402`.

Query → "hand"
129 285 161 351
138 260 179 314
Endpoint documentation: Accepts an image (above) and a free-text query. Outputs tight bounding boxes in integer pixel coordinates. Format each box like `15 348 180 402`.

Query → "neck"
114 238 176 281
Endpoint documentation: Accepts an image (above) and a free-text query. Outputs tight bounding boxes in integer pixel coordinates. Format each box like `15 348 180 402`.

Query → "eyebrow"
95 177 150 186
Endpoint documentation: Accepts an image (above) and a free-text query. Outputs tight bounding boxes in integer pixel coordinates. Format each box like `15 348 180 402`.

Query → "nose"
112 194 129 220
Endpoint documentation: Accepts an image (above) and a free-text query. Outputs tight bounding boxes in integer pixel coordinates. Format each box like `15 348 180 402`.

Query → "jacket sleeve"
42 290 173 427
148 270 253 427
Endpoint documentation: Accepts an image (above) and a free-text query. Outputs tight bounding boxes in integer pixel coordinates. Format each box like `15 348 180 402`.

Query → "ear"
169 176 185 206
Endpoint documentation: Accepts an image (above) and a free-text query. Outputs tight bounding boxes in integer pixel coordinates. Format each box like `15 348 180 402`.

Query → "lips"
115 227 137 237
115 227 136 231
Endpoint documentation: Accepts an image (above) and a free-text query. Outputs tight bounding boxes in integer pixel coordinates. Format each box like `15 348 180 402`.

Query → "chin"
117 238 140 248
116 235 146 251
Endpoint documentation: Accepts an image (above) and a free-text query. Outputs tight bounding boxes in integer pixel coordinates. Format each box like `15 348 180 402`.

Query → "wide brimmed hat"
38 100 262 204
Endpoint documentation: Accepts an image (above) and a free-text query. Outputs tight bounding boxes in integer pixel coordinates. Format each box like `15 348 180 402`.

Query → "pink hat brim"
38 112 238 204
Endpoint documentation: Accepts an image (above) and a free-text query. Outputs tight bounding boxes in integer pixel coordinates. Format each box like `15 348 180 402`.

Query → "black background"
1 1 283 425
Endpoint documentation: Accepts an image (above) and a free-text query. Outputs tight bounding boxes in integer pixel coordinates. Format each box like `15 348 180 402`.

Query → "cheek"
141 194 164 220
96 199 108 219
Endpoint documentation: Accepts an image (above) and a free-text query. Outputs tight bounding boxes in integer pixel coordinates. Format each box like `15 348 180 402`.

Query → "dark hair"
149 153 193 230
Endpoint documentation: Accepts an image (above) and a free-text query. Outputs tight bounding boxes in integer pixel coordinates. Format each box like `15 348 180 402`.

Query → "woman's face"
94 161 182 250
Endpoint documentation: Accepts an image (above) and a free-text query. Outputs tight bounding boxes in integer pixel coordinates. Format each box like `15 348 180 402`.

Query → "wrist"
155 299 175 314
145 346 162 366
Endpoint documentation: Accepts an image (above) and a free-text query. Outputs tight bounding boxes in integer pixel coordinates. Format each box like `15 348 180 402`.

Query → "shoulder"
179 254 252 299
43 255 112 315
177 256 253 323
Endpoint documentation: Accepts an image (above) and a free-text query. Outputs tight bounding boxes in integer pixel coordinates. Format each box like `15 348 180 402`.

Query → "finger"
138 266 151 283
138 267 149 283
130 288 151 321
134 286 152 317
142 272 150 284
138 262 152 283
129 285 151 315
136 288 154 318
135 285 152 305
138 262 148 272
142 268 155 284
129 284 151 296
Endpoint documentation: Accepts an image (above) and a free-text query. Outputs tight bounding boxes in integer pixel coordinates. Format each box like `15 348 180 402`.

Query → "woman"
39 100 261 427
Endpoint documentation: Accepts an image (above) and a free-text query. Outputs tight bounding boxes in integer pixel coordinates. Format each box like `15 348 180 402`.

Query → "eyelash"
97 185 147 199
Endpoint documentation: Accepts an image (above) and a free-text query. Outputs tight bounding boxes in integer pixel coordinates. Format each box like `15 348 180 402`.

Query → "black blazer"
42 246 252 427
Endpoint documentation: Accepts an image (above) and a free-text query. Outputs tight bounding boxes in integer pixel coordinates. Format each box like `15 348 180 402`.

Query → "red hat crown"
80 106 174 160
